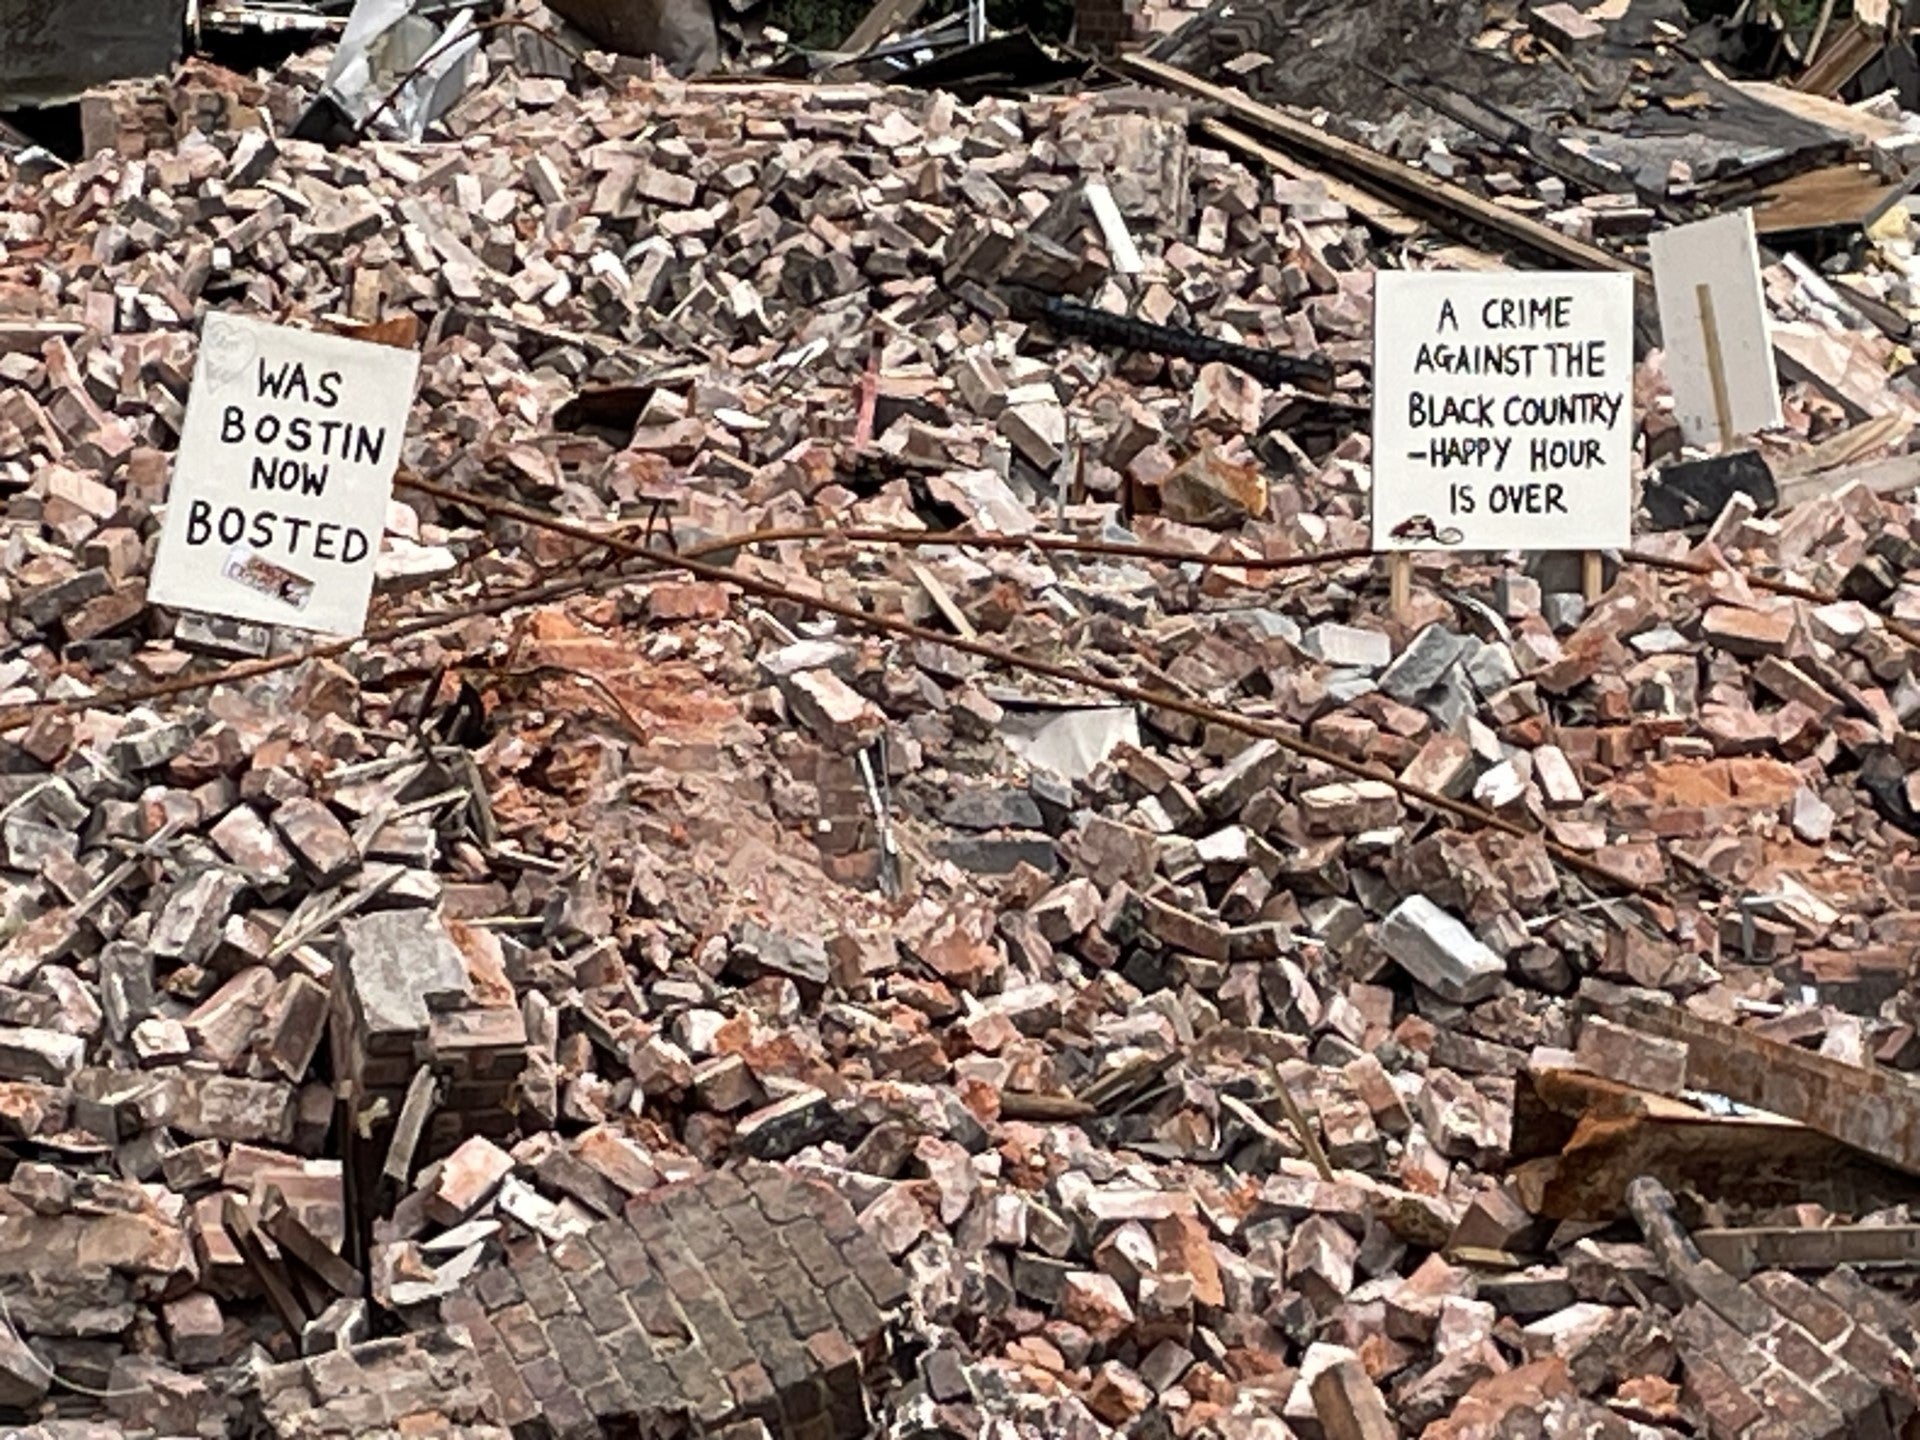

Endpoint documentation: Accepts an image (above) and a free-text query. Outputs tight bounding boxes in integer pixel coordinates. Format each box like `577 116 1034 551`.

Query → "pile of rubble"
5 6 1920 1440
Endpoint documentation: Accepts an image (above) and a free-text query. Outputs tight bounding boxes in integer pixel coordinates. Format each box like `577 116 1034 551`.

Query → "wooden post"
1387 552 1412 621
1696 280 1737 452
852 330 880 452
1581 549 1604 605
1803 0 1839 66
1273 1073 1335 1182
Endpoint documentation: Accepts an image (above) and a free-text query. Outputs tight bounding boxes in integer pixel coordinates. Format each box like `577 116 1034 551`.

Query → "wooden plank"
339 1086 368 1281
0 323 85 357
1140 55 1873 428
1803 0 1841 68
840 0 926 56
1512 1065 1920 1220
1083 179 1145 274
998 1092 1096 1121
1776 446 1920 510
223 1194 312 1340
1754 164 1893 236
381 1066 437 1189
1825 276 1913 341
1124 55 1638 281
907 560 978 641
1201 119 1422 241
1793 17 1883 98
1605 997 1920 1177
1423 243 1510 273
1774 413 1906 480
261 1186 364 1300
323 312 419 351
1733 81 1900 146
1273 1073 1335 1182
1694 1223 1920 1278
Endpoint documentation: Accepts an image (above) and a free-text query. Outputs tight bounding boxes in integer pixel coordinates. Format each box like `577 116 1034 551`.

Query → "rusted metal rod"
396 471 1665 899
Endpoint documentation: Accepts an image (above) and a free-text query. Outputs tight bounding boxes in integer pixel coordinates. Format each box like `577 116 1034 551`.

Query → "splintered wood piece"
224 1193 312 1339
261 1185 365 1300
382 1066 438 1188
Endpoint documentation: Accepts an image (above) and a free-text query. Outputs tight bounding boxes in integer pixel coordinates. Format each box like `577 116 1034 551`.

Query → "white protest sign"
150 313 419 636
1648 210 1780 449
1371 271 1635 552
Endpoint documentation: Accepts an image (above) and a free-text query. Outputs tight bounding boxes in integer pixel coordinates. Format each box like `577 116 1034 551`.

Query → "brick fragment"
1701 605 1794 658
1309 1351 1396 1440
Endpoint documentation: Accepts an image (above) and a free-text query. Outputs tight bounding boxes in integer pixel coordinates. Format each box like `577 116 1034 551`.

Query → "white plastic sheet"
315 0 480 142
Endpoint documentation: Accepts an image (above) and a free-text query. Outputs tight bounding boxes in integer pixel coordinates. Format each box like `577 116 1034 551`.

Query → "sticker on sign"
149 313 420 637
1371 271 1634 552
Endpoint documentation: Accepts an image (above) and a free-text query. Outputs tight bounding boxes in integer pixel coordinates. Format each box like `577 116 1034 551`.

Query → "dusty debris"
3 5 1920 1440
0 1 189 107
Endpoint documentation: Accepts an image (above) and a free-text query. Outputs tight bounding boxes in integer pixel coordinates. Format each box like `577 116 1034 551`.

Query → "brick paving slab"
439 1161 906 1439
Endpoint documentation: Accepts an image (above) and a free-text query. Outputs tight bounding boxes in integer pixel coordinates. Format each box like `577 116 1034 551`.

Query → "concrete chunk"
1377 896 1506 1003
1574 1015 1688 1094
272 798 359 885
1380 624 1469 701
337 911 472 1044
1310 1350 1396 1440
427 1135 515 1226
0 1027 83 1083
734 1087 832 1160
728 921 829 993
780 669 886 753
151 868 248 966
1195 739 1284 819
1302 623 1392 672
0 1312 48 1407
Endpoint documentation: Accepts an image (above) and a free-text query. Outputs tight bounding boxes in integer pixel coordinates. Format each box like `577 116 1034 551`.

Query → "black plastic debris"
1642 450 1777 533
1004 285 1337 395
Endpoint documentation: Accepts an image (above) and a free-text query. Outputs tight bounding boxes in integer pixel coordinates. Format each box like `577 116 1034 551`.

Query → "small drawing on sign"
1390 514 1465 546
223 546 314 611
199 318 258 393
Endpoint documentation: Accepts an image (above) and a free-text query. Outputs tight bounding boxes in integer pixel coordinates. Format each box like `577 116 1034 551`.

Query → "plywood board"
1648 210 1782 447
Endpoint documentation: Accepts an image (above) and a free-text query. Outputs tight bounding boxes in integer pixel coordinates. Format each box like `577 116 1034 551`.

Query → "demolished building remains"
5 0 1920 1436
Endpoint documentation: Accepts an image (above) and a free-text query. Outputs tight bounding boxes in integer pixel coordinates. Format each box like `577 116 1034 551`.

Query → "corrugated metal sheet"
0 0 189 107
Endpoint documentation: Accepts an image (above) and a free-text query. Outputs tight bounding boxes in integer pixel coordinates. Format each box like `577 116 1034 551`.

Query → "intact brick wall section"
1670 1269 1920 1440
441 1161 908 1440
256 1329 514 1440
330 911 529 1168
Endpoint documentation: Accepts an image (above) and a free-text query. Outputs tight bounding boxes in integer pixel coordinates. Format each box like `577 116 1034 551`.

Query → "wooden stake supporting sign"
1388 551 1412 622
1695 280 1737 452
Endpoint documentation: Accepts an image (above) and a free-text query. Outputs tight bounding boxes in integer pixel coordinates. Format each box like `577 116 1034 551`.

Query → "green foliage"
766 0 870 47
1766 0 1850 32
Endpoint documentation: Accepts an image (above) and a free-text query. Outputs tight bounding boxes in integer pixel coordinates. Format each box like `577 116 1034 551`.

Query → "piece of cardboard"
149 313 420 637
1372 270 1635 552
